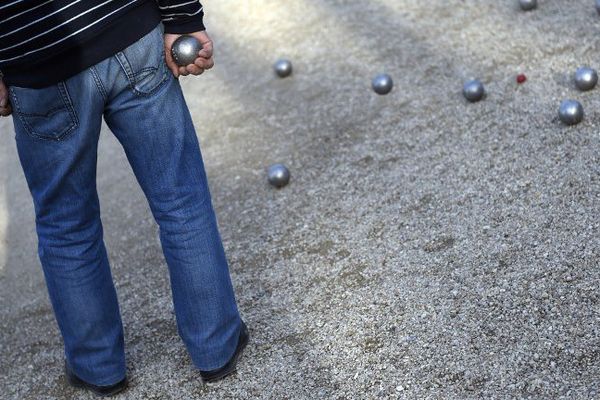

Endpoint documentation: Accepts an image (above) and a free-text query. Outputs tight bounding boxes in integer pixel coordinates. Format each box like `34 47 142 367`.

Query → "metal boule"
574 67 598 91
463 79 485 102
519 0 537 11
171 35 203 67
274 59 293 78
558 99 584 125
372 74 393 95
267 164 290 188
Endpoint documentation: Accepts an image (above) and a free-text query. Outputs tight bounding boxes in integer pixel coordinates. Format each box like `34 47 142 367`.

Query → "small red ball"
517 74 527 84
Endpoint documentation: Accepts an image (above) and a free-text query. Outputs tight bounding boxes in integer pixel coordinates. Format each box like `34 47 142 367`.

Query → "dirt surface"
1 0 599 399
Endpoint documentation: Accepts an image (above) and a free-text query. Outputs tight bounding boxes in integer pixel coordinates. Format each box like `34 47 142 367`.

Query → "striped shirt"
0 0 205 88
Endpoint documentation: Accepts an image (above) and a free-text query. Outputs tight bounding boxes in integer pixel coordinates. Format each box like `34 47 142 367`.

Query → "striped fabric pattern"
0 0 203 67
159 0 202 22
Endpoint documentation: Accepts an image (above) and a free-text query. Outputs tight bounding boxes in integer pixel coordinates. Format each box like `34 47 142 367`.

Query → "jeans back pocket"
114 25 168 97
9 82 78 141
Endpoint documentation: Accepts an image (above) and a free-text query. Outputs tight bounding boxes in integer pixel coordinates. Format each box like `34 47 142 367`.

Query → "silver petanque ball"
558 100 584 125
171 35 203 67
267 164 290 188
463 79 485 102
519 0 537 11
372 73 393 95
274 59 293 78
574 67 598 91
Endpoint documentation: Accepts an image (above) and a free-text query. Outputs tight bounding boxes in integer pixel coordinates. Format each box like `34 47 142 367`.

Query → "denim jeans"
7 23 242 386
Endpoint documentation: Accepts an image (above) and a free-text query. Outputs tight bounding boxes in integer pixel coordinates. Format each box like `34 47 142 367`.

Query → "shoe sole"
65 364 128 397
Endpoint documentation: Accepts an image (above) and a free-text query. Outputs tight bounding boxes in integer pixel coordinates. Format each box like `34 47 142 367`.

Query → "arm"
157 0 214 78
156 0 205 34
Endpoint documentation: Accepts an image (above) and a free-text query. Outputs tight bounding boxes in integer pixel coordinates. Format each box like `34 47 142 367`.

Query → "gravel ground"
1 0 600 399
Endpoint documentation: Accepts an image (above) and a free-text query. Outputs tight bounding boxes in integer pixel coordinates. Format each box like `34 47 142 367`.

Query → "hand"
0 79 12 117
164 30 214 78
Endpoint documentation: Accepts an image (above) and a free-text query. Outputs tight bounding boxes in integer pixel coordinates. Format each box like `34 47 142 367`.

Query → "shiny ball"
519 0 537 11
596 0 600 14
274 59 293 78
372 74 394 95
574 67 598 91
558 100 584 125
171 35 203 67
463 79 485 102
267 164 290 188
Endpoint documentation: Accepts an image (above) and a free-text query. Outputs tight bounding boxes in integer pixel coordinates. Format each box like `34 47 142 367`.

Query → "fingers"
0 82 12 117
0 83 8 105
178 66 193 76
178 52 214 76
194 53 214 69
0 104 12 117
179 38 214 75
195 31 213 59
197 40 213 60
176 62 212 76
189 33 214 74
164 31 215 78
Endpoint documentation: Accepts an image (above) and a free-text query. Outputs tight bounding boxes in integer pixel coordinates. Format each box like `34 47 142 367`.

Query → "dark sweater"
0 0 205 89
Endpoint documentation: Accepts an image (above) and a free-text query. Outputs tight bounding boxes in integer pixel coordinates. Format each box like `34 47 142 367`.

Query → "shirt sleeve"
155 0 206 34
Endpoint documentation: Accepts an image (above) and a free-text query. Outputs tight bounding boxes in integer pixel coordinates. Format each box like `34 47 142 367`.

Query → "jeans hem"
189 318 243 372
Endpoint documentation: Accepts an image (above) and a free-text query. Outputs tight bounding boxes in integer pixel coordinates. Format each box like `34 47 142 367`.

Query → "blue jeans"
8 23 242 386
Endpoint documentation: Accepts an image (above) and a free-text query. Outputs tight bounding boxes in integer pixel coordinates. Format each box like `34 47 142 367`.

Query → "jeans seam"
9 84 78 141
89 66 107 102
58 82 79 130
113 28 169 98
114 51 135 89
133 68 168 97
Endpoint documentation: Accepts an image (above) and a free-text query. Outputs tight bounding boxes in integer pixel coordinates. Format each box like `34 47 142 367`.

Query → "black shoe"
65 361 128 397
200 321 249 383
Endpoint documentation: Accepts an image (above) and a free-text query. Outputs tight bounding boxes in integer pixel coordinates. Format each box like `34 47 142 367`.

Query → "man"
0 0 248 397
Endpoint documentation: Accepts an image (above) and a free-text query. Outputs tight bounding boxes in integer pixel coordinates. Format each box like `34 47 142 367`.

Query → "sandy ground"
1 0 600 399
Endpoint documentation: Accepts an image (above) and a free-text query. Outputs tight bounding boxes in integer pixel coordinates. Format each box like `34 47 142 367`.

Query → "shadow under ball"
372 74 393 95
171 35 203 67
267 164 290 188
574 67 598 91
519 0 537 11
274 59 293 78
558 100 584 126
463 79 485 102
